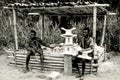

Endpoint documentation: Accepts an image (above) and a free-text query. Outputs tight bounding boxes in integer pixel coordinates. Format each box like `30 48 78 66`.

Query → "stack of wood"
7 51 64 72
6 49 98 74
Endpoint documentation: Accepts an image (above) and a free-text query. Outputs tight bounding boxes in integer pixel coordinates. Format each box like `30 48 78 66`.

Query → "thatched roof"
41 6 107 15
4 2 109 15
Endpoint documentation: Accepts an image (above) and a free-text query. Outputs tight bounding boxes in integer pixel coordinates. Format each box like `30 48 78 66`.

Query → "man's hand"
75 50 83 57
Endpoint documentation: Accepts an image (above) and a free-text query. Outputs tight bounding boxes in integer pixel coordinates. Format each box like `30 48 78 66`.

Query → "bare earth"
0 53 120 80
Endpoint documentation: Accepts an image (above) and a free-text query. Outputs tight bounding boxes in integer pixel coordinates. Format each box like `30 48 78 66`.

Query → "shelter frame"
4 2 110 75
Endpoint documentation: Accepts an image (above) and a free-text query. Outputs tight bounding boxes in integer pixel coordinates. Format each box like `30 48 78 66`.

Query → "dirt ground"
0 52 120 80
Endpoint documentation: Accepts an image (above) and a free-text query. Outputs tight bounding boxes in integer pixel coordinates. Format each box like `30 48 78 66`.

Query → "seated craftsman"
25 30 53 72
72 27 94 79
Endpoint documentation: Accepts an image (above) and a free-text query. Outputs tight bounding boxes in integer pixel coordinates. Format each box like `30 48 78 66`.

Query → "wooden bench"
6 49 99 75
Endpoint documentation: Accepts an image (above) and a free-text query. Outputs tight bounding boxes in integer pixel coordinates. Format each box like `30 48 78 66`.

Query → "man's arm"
25 40 33 51
38 38 53 49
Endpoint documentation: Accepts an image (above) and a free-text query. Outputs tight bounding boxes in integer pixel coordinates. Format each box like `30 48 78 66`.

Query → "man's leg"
72 57 81 76
26 51 32 71
37 50 44 70
81 59 86 76
40 53 44 70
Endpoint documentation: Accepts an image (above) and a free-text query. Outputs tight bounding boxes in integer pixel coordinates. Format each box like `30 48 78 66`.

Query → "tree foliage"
0 0 120 51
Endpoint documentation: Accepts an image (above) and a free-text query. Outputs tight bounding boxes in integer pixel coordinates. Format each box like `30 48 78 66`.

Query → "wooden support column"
13 8 18 50
64 54 72 76
100 15 107 61
119 30 120 51
93 6 97 47
100 15 107 46
41 14 44 40
92 5 97 74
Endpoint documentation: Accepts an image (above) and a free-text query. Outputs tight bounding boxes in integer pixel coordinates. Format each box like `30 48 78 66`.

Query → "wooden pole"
100 15 107 46
41 14 44 40
93 6 97 54
119 29 120 51
13 8 18 67
13 8 18 50
92 5 97 74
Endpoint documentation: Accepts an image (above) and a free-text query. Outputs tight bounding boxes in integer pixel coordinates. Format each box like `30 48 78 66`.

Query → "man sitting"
25 30 53 72
72 27 94 79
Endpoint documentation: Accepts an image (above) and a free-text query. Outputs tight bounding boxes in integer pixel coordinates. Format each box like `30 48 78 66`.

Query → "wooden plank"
8 55 64 61
15 53 64 57
14 59 64 64
73 69 97 74
6 50 64 57
8 56 64 63
72 68 97 71
15 55 64 61
9 61 96 71
10 61 64 69
9 58 64 63
9 64 63 72
11 60 97 68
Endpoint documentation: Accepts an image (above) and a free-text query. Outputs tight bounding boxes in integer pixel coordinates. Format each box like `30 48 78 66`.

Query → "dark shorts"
72 57 91 63
72 51 93 63
27 48 43 56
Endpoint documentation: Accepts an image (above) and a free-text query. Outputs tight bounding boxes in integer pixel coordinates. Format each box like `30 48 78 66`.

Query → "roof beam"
107 12 119 15
4 3 109 9
74 3 109 7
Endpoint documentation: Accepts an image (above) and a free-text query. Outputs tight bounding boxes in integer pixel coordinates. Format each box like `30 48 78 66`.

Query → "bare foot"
23 68 29 73
75 75 82 78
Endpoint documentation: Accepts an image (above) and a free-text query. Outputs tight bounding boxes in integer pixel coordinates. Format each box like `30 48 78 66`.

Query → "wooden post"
64 54 72 76
100 15 107 46
119 29 120 51
93 6 97 46
13 8 18 50
41 14 44 40
92 5 97 74
13 8 18 67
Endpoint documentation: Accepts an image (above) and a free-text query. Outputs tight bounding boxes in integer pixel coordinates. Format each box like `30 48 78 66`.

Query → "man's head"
30 30 36 39
83 27 90 37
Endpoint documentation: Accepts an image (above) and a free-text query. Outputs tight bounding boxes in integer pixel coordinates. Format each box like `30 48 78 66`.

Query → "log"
92 6 97 74
10 61 64 70
8 54 64 60
15 59 64 64
13 8 18 50
100 15 107 46
15 55 64 61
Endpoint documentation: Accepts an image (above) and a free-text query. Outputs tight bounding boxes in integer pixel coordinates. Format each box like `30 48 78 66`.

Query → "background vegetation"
0 0 120 52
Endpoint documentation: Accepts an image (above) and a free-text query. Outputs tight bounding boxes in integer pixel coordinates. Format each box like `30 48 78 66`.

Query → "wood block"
47 71 61 80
